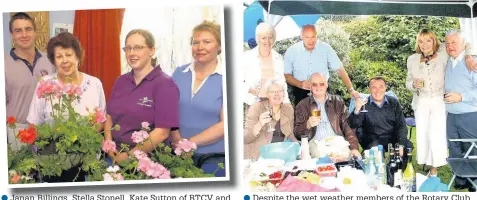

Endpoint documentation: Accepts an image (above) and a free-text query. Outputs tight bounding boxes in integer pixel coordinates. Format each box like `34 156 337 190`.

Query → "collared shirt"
312 95 336 141
172 63 223 154
284 40 342 81
369 95 389 108
450 52 465 69
445 56 477 114
107 65 180 149
5 49 55 124
10 48 43 74
182 59 222 98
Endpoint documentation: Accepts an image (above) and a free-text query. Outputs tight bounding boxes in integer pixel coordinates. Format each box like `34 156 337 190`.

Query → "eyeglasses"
122 45 147 53
311 82 326 87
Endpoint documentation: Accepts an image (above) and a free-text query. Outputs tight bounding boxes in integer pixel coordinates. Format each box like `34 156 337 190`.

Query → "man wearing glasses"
294 73 361 159
5 12 55 151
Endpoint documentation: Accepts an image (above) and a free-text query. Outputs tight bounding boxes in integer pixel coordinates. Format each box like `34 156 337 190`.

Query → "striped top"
313 96 336 141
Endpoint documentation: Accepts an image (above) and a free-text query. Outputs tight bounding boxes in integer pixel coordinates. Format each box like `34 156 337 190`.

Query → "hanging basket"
34 140 86 182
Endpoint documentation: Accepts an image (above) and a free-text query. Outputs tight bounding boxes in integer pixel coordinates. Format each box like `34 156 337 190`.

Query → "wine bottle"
403 148 416 192
386 144 396 186
395 144 402 170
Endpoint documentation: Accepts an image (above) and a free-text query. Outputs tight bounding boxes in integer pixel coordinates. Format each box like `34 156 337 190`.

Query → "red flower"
7 116 16 125
10 173 21 184
16 125 37 144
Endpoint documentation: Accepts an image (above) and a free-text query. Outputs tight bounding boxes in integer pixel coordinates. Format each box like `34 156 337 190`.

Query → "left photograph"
3 6 228 186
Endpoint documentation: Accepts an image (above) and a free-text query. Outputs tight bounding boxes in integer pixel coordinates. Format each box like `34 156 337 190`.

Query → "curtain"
459 18 477 53
120 7 222 76
73 9 125 103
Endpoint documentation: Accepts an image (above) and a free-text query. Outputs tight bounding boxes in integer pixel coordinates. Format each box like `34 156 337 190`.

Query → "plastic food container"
252 170 285 187
259 142 300 163
315 164 338 177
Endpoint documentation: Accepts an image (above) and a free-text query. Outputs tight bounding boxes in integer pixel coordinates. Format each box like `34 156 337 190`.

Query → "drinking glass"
360 96 369 112
265 103 275 132
311 104 321 120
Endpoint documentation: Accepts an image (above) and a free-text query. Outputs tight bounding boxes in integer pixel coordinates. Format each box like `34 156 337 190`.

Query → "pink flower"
94 108 106 123
63 84 82 97
102 140 117 153
141 122 150 129
103 172 124 181
159 170 171 179
37 79 62 98
137 158 153 172
112 173 124 181
131 130 149 144
75 86 83 96
103 173 113 181
133 150 148 160
145 162 169 178
174 139 197 156
106 165 120 173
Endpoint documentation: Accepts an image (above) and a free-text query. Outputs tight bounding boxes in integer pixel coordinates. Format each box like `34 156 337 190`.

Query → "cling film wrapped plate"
309 136 351 162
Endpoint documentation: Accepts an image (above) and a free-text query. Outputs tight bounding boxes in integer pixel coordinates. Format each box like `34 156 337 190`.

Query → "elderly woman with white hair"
243 22 290 111
244 79 296 159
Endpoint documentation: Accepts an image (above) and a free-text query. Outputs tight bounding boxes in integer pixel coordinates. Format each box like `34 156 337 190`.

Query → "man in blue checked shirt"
284 24 359 105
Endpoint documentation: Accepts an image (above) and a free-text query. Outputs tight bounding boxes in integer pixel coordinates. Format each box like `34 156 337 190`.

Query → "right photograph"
242 0 477 192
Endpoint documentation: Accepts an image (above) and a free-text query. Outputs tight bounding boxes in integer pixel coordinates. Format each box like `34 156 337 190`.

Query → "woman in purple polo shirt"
171 21 225 177
105 29 180 164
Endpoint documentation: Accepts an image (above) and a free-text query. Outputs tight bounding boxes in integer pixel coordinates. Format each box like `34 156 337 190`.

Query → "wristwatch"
348 87 355 93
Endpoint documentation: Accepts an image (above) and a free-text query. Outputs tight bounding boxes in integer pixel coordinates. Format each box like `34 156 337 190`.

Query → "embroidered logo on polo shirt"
40 70 49 77
137 97 153 107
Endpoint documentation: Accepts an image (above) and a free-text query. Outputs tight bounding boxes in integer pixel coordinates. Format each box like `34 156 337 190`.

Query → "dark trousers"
292 86 310 105
447 112 477 186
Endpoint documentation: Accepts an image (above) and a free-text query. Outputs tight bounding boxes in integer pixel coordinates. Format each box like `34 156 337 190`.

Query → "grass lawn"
406 126 467 192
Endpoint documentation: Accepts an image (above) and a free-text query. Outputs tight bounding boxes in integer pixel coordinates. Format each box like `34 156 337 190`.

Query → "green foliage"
347 51 413 115
8 78 108 183
344 16 460 68
114 142 219 180
342 16 459 116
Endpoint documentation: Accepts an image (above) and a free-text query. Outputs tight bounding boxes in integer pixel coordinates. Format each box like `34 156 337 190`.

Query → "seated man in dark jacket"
294 73 361 159
349 76 413 169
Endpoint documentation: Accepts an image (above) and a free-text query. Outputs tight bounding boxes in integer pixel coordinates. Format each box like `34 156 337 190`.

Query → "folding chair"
447 139 477 190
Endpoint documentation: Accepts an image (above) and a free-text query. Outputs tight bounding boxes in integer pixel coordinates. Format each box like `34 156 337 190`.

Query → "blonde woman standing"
406 29 475 177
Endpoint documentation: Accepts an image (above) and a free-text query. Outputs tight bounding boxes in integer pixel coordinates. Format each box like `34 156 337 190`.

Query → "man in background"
284 24 359 104
5 12 55 151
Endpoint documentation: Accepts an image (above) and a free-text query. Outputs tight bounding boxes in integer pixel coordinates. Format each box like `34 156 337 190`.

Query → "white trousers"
415 96 448 167
7 123 28 152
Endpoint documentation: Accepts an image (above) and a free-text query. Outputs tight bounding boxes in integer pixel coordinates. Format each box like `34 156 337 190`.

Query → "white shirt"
243 47 290 105
27 72 106 125
182 59 222 98
450 52 465 69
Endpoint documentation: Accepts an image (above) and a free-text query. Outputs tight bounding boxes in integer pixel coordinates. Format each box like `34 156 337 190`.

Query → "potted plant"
7 77 111 183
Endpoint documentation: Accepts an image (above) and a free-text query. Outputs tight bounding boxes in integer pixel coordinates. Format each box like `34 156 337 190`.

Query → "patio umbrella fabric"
258 0 474 18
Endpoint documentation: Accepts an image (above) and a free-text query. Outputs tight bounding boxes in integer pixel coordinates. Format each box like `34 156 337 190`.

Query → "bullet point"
2 195 8 200
244 195 250 200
